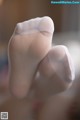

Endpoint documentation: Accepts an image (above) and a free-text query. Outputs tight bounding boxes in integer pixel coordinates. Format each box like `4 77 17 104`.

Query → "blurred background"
0 0 80 120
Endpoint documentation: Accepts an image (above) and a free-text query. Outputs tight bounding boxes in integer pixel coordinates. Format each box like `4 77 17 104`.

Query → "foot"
8 16 54 98
35 45 75 100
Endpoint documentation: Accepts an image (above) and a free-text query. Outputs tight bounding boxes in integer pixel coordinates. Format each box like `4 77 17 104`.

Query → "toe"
38 16 54 36
14 16 54 36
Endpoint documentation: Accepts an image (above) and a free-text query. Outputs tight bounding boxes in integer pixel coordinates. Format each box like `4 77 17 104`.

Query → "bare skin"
8 16 75 119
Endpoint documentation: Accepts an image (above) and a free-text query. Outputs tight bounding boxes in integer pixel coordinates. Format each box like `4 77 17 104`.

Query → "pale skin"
8 16 75 120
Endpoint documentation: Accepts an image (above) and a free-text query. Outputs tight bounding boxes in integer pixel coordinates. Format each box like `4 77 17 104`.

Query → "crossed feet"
8 16 75 101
